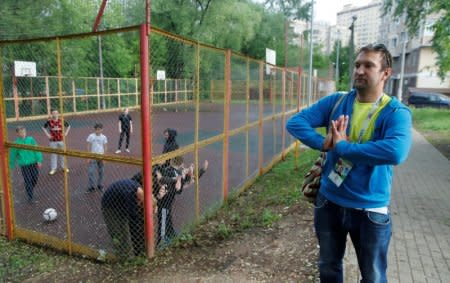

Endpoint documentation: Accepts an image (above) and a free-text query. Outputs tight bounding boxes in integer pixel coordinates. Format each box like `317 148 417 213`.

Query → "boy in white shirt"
86 123 108 192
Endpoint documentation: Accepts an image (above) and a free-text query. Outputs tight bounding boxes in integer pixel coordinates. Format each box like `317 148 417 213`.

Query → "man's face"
95 127 103 135
51 110 59 120
164 131 169 140
353 51 390 92
17 129 26 138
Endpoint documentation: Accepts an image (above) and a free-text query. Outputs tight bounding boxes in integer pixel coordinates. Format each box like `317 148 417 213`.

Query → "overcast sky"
314 0 373 25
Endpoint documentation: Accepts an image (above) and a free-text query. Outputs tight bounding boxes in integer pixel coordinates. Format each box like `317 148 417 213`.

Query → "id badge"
328 158 353 187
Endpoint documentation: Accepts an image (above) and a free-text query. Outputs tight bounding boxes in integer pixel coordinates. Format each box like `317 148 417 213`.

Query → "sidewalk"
344 129 450 282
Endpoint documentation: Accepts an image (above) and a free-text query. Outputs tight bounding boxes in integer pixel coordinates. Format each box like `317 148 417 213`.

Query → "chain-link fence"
0 24 334 259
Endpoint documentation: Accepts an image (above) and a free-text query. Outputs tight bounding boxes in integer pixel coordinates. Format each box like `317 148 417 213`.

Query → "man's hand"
322 132 333 151
323 115 348 150
155 170 162 181
175 176 182 191
331 115 349 145
158 185 167 199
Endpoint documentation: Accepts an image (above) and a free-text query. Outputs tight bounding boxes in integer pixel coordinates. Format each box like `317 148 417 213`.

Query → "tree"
263 0 311 66
329 42 350 91
264 0 311 20
383 0 450 79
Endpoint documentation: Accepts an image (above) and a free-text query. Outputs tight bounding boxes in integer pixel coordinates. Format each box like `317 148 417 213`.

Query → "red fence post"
281 69 286 160
140 23 155 258
258 62 264 175
0 53 13 239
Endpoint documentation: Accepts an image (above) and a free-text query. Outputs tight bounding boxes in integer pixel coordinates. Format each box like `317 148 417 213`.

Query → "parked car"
407 92 450 109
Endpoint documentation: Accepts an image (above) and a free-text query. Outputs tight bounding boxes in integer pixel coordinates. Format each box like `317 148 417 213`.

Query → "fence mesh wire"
0 25 334 259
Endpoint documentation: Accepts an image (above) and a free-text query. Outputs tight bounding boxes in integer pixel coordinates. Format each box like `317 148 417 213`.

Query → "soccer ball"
43 208 57 222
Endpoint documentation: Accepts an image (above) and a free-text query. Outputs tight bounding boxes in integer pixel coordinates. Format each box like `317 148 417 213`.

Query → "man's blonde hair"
171 156 184 166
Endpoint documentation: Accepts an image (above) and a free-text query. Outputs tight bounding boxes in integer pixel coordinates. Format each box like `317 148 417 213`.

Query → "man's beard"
353 78 368 91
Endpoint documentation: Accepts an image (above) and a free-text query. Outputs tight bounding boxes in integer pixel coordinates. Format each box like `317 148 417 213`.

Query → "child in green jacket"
9 126 43 202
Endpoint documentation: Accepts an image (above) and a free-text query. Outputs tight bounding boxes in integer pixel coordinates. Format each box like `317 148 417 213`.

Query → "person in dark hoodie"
101 173 145 260
154 156 208 248
162 128 179 167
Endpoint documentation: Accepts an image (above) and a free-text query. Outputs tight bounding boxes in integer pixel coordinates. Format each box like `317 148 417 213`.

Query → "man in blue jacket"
286 44 412 282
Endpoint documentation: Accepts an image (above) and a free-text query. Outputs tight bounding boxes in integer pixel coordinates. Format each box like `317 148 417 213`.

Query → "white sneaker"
115 150 121 154
49 170 56 175
125 148 130 153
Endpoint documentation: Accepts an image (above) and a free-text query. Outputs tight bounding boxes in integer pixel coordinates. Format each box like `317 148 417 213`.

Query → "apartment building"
379 11 450 99
291 20 332 54
336 0 383 49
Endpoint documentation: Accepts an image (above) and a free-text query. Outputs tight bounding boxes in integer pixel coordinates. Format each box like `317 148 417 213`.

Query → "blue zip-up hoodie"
286 89 412 208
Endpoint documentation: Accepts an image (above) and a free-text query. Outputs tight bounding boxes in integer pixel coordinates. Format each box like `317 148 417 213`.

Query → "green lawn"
411 108 450 159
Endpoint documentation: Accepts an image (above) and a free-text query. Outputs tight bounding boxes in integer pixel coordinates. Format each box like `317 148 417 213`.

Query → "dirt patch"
23 196 319 283
135 202 319 282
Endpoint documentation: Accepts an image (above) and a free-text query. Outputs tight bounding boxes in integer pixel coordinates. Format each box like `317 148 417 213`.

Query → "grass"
173 149 319 248
411 108 450 159
411 108 450 132
0 238 63 280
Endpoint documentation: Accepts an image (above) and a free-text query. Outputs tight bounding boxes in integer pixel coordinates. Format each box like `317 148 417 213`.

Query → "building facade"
336 0 383 49
379 11 450 100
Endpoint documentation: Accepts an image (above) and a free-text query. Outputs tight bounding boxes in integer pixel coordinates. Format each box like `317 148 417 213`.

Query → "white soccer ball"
43 208 58 222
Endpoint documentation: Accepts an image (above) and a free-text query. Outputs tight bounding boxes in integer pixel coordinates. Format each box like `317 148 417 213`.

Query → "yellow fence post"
72 80 77 113
45 76 50 115
258 61 264 175
245 58 250 178
117 78 121 109
194 43 200 219
56 38 73 255
272 71 276 156
222 50 231 200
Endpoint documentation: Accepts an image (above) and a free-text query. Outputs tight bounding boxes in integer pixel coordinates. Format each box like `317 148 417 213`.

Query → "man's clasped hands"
323 115 350 151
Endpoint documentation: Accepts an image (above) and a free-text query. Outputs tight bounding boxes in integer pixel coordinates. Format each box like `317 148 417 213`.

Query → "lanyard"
356 94 383 143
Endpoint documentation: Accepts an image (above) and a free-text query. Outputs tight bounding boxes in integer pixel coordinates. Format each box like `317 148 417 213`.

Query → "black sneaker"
86 187 95 193
97 185 104 192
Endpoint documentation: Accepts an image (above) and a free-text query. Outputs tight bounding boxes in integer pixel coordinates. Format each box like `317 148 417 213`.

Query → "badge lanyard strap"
356 94 383 143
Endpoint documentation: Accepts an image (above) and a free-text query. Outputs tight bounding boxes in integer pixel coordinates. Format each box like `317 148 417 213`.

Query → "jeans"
314 193 391 283
88 160 104 188
102 205 145 259
118 130 130 150
20 163 39 200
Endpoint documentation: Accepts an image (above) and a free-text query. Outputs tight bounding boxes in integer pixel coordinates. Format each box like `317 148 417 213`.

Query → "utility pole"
335 30 340 88
398 34 408 103
348 15 357 90
307 0 314 106
285 20 288 68
98 36 105 109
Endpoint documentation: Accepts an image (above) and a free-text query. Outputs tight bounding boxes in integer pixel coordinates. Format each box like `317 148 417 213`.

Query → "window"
391 38 397 48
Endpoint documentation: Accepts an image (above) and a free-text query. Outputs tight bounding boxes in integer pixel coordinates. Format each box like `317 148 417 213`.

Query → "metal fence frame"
0 23 332 258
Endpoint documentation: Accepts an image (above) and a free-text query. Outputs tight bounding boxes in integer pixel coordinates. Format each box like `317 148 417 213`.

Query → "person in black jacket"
115 108 133 153
154 156 208 248
162 128 179 168
101 173 144 259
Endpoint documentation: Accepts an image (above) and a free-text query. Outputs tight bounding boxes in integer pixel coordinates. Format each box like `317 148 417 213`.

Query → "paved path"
345 129 450 282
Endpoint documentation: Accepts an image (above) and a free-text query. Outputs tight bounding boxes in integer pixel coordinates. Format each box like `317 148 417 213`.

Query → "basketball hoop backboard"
265 48 276 75
14 61 37 77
